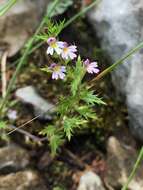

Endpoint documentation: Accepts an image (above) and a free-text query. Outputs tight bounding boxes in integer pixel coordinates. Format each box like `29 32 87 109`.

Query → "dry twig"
1 51 8 98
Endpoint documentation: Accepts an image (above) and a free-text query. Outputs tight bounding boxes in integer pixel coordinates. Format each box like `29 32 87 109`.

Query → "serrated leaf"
76 106 97 119
50 134 64 155
48 0 73 17
71 56 85 96
41 67 51 73
41 125 64 154
57 96 77 116
40 125 56 136
80 90 106 105
64 117 87 140
37 20 65 41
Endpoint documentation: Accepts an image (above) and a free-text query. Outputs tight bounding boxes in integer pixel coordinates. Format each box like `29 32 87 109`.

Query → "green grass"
0 0 18 16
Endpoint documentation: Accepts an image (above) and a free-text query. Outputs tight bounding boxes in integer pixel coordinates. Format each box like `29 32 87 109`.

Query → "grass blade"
0 0 18 16
90 41 143 85
122 147 143 190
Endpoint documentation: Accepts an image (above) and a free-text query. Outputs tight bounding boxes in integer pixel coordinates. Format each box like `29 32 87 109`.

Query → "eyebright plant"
39 20 105 155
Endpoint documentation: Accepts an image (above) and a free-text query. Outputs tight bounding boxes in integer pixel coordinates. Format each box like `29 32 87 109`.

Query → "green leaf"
37 20 65 41
63 117 87 141
57 96 77 116
40 125 56 136
71 56 85 96
48 0 73 17
76 106 97 119
0 121 7 129
50 134 64 155
41 67 51 73
40 125 64 155
80 89 106 105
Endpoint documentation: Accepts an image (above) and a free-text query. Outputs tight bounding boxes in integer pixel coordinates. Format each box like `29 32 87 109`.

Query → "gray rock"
15 86 55 120
0 0 48 57
77 171 105 190
0 144 30 174
0 170 48 190
105 136 143 190
88 0 143 142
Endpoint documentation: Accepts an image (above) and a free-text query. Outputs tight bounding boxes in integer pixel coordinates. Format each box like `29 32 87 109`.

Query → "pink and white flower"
50 63 66 80
61 42 77 60
84 59 100 74
47 37 64 55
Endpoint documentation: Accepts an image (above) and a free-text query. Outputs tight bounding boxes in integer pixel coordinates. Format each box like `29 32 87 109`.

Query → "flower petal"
47 47 54 55
90 62 98 67
59 72 65 79
61 52 68 60
61 66 66 72
57 41 65 48
52 72 59 80
69 45 77 52
55 47 62 55
47 37 56 45
69 52 77 60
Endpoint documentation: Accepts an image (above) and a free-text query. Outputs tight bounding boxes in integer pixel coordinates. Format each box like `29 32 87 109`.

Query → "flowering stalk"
45 36 99 81
41 36 103 154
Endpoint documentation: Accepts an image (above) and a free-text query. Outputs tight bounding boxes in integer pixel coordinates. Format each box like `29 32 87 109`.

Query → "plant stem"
90 41 143 86
0 0 60 114
122 147 143 190
29 0 101 54
0 0 18 16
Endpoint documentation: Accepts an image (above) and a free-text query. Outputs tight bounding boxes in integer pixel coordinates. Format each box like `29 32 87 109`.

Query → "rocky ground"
0 131 143 190
0 0 143 190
